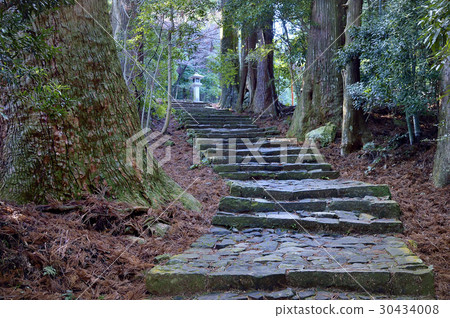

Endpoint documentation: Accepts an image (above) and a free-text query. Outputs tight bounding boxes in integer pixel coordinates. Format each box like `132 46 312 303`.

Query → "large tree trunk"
0 0 199 210
253 19 279 117
162 7 174 135
237 32 249 111
341 0 371 155
287 0 346 139
219 0 239 109
247 31 258 110
433 58 450 187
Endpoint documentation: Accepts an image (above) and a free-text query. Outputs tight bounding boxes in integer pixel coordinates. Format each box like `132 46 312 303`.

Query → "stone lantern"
189 73 204 103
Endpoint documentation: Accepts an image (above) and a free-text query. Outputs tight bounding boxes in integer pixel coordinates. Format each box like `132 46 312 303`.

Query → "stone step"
180 114 252 120
146 228 434 296
213 163 332 173
190 288 427 300
228 179 391 200
209 154 322 165
184 123 258 129
182 118 253 124
197 138 298 150
189 127 279 135
212 211 403 234
218 196 401 219
190 132 278 139
218 170 340 181
203 146 312 158
180 115 250 121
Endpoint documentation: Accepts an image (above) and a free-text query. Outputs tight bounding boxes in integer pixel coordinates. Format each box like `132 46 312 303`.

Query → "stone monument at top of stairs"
190 73 204 103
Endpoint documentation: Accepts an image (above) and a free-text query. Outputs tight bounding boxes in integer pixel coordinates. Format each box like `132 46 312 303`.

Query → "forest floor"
0 112 448 299
0 119 228 300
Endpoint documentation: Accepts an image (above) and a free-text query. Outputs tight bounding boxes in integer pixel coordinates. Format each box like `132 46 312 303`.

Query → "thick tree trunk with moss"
433 58 450 187
219 0 239 109
341 0 371 155
0 0 200 210
287 0 345 139
253 20 279 117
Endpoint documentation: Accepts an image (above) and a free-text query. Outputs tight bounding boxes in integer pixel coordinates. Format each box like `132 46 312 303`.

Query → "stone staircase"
146 102 434 300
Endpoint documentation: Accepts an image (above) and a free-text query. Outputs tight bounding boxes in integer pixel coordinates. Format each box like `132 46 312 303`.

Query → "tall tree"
161 5 175 134
287 0 346 139
433 59 450 187
0 0 199 209
237 30 258 111
422 0 450 187
253 16 280 117
341 0 371 155
219 0 239 109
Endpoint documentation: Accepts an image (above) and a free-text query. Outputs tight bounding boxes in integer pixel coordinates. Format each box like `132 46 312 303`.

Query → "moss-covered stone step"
209 154 322 164
146 229 434 296
189 131 278 139
178 112 239 117
213 162 332 173
228 179 391 200
188 127 279 137
181 117 253 123
217 170 339 181
212 211 403 234
219 196 401 219
202 146 313 158
184 123 258 129
197 138 298 150
189 288 430 300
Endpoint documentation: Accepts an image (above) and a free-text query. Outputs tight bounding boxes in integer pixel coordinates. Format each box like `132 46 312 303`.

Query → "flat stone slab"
189 127 278 134
213 162 332 173
146 229 433 296
212 211 403 234
184 124 258 129
203 146 313 158
209 154 322 164
218 170 340 181
219 196 401 219
198 138 298 150
191 132 276 139
229 179 391 200
189 288 430 300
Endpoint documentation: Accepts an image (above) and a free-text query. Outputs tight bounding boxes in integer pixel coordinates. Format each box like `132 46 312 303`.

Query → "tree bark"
341 0 371 155
247 31 258 110
0 0 200 210
253 18 279 117
287 0 346 139
161 6 174 135
433 58 450 187
219 0 239 109
237 32 249 111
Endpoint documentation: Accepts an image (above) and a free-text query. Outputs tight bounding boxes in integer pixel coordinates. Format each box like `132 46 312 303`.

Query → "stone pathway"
146 103 435 299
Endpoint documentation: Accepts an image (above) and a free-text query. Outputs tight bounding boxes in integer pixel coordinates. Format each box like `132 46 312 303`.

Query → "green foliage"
0 0 74 119
62 290 74 300
420 0 450 69
336 0 440 116
127 0 216 123
43 265 57 276
209 49 239 87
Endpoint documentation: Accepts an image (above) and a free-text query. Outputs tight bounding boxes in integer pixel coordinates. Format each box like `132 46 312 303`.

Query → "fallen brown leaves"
0 119 228 300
